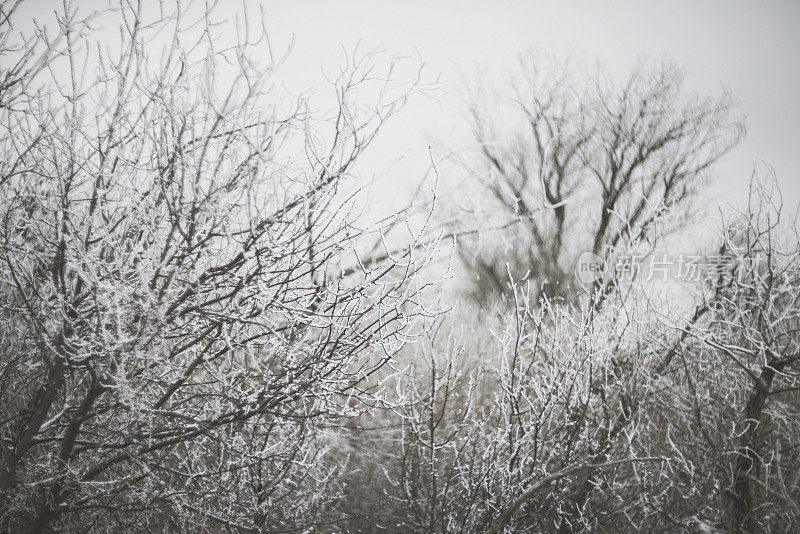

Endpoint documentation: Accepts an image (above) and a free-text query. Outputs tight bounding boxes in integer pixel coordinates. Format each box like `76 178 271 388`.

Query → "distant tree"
0 1 434 531
457 53 744 306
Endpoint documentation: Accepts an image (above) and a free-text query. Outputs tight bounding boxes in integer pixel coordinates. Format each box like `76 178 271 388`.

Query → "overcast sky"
18 1 800 211
258 0 800 210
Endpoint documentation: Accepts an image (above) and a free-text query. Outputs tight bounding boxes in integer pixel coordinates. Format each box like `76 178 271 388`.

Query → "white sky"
16 0 800 212
259 0 800 211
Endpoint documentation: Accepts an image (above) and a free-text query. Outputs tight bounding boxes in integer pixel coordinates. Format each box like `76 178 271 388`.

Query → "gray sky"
17 0 800 210
261 0 800 210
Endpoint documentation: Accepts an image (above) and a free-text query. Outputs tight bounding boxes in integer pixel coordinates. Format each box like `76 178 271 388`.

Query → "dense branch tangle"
0 1 432 531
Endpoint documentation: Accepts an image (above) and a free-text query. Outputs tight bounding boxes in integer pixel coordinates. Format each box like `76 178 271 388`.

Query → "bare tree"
545 171 800 532
456 53 744 306
664 171 800 532
0 1 435 531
